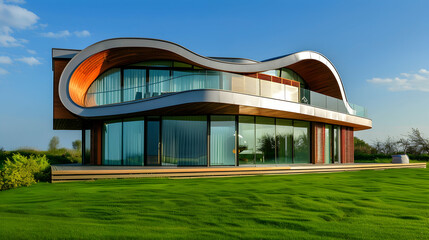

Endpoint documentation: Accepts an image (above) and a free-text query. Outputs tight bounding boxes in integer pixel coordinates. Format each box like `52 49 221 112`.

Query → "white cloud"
0 55 12 64
42 29 91 38
27 49 36 54
0 67 8 75
41 30 70 38
367 68 429 92
74 30 90 37
16 56 40 66
4 0 26 4
0 2 39 47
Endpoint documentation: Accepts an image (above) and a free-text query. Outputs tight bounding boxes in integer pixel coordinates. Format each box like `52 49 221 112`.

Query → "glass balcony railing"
85 70 368 118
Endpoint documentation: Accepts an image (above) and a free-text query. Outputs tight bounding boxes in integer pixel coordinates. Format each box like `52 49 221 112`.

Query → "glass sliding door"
103 120 122 165
210 115 236 166
276 119 293 164
123 118 144 166
162 116 207 166
84 129 91 165
293 121 310 163
238 116 255 165
146 118 160 166
333 126 341 163
255 117 276 164
325 124 332 164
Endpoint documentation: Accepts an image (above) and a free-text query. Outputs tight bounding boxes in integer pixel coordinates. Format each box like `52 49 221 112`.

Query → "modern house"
52 38 371 167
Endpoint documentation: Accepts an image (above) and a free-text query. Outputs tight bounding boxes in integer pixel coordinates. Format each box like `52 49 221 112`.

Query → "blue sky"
0 0 428 150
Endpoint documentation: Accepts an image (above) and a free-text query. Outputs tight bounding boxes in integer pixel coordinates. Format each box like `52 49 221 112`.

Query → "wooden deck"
51 163 427 182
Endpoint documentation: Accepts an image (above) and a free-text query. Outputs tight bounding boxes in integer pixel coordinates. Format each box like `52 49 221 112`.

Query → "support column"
90 121 103 165
312 122 325 164
340 127 354 163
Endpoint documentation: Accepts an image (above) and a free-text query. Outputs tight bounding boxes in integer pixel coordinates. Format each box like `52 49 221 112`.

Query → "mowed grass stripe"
0 167 429 239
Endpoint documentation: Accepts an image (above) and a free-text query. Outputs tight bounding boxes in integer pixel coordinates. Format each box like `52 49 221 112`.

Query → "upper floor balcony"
84 67 368 118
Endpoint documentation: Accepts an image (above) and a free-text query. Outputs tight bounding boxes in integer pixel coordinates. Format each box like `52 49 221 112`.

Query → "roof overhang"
57 38 358 120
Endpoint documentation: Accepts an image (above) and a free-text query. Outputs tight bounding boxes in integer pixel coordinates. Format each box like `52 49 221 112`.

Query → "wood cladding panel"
53 58 81 130
340 127 354 163
312 122 325 164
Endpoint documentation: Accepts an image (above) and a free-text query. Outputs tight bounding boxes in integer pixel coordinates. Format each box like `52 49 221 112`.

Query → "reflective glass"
124 69 145 101
293 121 310 163
210 115 236 166
256 117 276 164
149 69 170 97
172 70 206 92
86 68 121 106
146 119 160 166
325 124 332 164
162 116 207 166
103 121 122 165
238 116 255 165
333 126 341 163
276 119 293 164
84 129 91 165
123 118 144 166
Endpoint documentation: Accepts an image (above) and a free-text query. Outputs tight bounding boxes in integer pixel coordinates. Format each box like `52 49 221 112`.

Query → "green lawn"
1 167 429 239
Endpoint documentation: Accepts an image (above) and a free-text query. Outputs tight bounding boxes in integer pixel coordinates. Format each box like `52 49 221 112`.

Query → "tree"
397 137 411 154
382 137 398 154
354 137 375 154
48 136 60 151
372 139 384 154
72 140 82 151
407 128 429 154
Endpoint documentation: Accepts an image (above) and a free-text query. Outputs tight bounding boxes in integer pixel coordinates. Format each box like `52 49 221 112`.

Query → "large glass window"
333 126 341 163
146 118 161 166
103 120 122 165
84 129 91 165
276 119 293 164
162 116 207 166
123 69 145 102
256 117 276 164
123 118 144 166
238 116 255 165
293 121 310 163
86 68 121 106
172 70 206 92
210 115 236 166
149 69 170 97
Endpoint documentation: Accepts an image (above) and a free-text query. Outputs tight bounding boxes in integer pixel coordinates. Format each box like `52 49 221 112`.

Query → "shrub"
0 154 50 191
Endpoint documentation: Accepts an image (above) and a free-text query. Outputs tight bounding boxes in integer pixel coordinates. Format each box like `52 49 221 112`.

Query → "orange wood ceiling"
67 48 343 107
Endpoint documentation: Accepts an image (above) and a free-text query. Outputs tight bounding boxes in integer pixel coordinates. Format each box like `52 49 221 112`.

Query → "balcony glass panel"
84 66 367 118
124 69 145 102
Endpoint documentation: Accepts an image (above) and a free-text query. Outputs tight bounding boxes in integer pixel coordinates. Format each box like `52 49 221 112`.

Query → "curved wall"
59 38 355 117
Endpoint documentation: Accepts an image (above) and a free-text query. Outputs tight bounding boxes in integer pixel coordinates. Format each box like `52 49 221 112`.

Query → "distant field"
0 166 428 239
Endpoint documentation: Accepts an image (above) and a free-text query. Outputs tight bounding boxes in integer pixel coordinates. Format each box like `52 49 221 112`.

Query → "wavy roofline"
58 37 355 116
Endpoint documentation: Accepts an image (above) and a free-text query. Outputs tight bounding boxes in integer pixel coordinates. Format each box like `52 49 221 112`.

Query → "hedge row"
0 149 81 166
355 153 429 161
0 154 51 191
